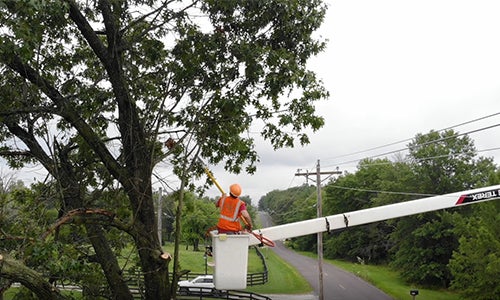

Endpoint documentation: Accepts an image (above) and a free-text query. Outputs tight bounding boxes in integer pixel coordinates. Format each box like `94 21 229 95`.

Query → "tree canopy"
0 0 328 299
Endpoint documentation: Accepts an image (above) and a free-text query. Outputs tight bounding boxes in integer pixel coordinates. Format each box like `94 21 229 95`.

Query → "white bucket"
211 233 249 289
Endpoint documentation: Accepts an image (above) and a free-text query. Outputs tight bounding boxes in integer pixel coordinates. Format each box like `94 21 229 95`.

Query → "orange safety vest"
217 196 243 232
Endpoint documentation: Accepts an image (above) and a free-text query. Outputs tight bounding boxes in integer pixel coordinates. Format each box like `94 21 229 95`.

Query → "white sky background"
4 0 500 205
203 0 500 204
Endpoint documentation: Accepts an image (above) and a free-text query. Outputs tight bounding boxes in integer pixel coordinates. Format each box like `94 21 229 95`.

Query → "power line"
322 111 500 164
323 121 500 169
328 185 438 198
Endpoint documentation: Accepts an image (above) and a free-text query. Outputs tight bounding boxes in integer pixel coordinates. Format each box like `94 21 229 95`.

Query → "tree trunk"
0 254 67 300
128 183 171 299
135 233 170 299
193 239 200 252
85 224 134 300
170 179 187 299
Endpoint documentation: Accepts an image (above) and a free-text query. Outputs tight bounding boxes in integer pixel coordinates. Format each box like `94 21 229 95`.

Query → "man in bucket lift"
215 184 253 234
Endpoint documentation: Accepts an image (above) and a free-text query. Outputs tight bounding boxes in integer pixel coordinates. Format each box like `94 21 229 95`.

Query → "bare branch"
42 208 134 240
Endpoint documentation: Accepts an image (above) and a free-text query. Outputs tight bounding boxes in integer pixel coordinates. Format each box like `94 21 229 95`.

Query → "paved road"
260 212 393 300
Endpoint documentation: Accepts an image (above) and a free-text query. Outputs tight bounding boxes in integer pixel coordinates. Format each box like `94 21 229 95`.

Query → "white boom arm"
248 184 500 246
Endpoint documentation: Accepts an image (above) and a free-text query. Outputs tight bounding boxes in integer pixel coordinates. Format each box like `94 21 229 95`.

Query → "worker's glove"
245 224 252 231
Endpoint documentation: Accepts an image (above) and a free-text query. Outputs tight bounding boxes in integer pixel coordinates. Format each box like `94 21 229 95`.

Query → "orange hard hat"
229 184 242 197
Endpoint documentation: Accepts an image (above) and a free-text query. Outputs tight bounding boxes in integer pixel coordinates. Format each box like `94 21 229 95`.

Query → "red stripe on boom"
456 195 467 205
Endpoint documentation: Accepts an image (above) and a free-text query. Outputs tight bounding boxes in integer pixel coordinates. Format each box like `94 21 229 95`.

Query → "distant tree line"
258 130 500 300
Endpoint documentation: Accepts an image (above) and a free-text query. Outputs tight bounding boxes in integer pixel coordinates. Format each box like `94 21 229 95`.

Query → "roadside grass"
162 243 214 274
297 251 461 300
245 247 312 294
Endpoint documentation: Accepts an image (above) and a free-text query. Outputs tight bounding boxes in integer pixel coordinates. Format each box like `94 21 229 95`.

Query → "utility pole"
296 160 341 300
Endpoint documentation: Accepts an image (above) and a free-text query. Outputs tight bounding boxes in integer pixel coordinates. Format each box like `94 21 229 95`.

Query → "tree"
390 130 497 287
1 180 130 300
258 185 316 225
257 185 316 251
323 159 414 263
448 202 500 300
181 193 218 252
0 0 328 298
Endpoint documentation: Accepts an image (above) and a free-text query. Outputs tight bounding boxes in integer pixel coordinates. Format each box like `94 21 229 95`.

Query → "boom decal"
456 188 500 205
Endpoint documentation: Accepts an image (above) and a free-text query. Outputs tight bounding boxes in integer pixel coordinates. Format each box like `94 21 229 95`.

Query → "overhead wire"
325 122 500 169
324 111 500 162
327 185 438 198
322 113 500 169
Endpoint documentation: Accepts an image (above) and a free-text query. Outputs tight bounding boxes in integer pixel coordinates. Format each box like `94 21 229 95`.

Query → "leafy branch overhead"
0 0 328 176
0 1 328 299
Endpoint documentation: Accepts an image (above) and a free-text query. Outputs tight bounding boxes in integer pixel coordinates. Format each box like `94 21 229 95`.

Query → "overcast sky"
203 0 500 203
4 1 500 205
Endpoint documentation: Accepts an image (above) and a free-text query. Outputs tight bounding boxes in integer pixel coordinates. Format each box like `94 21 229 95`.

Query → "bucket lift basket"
211 232 249 290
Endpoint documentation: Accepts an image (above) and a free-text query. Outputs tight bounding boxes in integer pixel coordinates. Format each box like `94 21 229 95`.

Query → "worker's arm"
241 210 253 230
